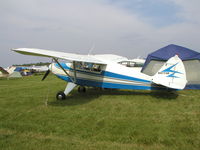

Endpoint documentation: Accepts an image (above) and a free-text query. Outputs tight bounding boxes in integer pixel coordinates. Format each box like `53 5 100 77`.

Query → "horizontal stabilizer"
152 55 187 90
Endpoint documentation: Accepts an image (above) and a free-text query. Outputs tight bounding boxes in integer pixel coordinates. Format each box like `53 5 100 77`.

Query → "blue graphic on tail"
161 63 182 78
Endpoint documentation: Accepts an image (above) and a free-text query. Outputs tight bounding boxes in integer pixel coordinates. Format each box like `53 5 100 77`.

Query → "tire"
56 91 66 100
78 86 86 93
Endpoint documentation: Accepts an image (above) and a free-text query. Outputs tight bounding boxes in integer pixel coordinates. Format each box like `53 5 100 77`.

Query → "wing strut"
53 58 76 83
73 61 77 83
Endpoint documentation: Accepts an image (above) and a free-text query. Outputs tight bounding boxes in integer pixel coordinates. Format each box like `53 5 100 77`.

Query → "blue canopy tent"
142 44 200 89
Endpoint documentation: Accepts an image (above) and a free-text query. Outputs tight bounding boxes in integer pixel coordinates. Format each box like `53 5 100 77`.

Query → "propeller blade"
42 69 50 81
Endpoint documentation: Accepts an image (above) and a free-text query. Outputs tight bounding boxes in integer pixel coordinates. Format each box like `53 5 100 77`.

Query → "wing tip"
10 48 23 52
10 48 16 51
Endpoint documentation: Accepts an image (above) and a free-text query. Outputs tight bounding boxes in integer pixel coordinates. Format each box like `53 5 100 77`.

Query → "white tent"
9 72 22 78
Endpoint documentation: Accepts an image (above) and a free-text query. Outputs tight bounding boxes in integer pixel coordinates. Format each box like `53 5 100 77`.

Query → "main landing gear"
78 86 86 93
56 91 66 100
56 82 76 100
56 82 86 100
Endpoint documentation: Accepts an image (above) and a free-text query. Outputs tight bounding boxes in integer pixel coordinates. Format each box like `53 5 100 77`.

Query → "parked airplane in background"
12 48 187 100
0 67 9 77
29 65 49 72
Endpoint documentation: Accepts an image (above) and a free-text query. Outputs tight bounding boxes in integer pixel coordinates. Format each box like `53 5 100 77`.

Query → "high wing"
11 48 107 64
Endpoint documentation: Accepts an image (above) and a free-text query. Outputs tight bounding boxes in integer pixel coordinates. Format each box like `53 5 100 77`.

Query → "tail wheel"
78 86 86 93
56 91 66 100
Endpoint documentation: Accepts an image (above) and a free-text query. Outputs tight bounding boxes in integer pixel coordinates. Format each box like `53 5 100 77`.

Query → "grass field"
0 75 200 150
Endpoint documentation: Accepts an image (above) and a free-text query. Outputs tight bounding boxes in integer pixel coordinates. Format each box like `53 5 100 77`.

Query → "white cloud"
156 0 200 24
169 0 200 23
0 0 200 67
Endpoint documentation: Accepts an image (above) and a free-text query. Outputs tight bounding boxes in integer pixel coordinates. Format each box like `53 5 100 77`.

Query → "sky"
1 0 200 67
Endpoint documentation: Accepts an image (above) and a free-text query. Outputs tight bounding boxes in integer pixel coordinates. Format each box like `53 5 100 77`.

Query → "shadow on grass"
48 90 100 107
48 88 178 106
150 90 178 100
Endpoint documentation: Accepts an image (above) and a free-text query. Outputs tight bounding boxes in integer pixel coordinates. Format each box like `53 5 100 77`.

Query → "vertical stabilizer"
152 55 187 89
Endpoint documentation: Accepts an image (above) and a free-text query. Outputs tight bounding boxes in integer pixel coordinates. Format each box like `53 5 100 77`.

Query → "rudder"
152 55 187 90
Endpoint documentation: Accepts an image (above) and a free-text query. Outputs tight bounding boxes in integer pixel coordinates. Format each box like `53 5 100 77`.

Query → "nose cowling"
49 63 53 71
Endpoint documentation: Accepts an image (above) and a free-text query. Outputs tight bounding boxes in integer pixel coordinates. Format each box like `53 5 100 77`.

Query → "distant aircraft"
12 48 187 100
29 65 49 72
4 66 29 77
0 67 9 77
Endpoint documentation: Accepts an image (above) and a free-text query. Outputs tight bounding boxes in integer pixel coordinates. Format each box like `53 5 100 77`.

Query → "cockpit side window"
75 62 102 72
118 61 144 67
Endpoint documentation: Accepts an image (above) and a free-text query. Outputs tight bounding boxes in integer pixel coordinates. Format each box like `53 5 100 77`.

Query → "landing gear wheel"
56 91 66 100
78 86 86 93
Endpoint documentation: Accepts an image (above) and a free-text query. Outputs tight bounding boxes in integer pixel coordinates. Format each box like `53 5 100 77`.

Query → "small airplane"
11 48 187 100
0 67 9 77
29 65 49 73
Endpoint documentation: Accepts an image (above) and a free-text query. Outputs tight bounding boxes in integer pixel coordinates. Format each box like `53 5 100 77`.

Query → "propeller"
42 69 50 81
42 60 53 81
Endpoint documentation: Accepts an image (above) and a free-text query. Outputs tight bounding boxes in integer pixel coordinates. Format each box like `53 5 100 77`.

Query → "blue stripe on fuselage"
56 74 152 90
102 71 150 83
54 63 150 83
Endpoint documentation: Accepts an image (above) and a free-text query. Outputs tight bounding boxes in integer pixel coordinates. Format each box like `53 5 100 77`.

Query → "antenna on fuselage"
88 43 95 56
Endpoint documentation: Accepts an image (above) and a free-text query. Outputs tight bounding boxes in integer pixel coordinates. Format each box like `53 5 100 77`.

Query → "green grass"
0 75 200 150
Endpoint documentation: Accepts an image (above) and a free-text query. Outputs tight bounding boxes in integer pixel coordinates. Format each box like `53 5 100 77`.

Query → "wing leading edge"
11 48 107 65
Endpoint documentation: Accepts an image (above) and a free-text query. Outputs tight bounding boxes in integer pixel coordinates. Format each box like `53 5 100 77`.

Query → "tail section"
152 55 187 90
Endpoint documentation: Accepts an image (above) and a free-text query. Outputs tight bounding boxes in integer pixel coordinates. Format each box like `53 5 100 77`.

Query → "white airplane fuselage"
50 62 164 90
